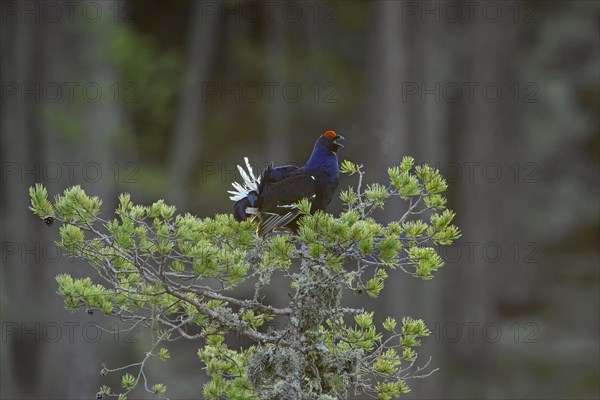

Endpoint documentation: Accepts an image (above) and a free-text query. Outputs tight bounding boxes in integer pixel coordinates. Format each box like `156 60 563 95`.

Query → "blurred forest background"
1 0 599 399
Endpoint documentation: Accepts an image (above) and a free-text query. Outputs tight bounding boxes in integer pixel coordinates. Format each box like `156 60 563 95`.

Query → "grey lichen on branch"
29 157 460 400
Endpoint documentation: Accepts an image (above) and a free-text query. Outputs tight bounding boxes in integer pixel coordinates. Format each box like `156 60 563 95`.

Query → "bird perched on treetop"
229 130 345 236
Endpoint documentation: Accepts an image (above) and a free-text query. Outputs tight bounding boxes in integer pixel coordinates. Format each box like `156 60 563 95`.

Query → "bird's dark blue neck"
304 143 339 181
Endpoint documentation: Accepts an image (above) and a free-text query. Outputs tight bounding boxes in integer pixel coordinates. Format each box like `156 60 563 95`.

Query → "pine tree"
29 158 460 400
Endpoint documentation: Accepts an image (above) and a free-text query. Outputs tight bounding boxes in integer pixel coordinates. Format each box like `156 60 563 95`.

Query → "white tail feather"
228 157 261 201
244 157 258 183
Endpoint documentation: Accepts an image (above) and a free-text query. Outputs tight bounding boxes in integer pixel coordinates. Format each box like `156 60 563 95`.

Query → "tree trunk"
166 0 221 210
264 11 290 163
0 2 40 396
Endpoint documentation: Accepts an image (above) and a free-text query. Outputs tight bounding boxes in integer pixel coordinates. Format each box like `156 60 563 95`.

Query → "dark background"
1 0 598 399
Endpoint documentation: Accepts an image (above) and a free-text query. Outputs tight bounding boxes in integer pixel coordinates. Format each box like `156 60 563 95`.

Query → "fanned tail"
228 157 261 201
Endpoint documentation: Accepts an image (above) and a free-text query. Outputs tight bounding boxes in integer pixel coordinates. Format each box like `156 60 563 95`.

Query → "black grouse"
229 130 345 236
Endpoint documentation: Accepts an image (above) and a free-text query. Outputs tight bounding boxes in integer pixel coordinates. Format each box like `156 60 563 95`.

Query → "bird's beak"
334 135 345 148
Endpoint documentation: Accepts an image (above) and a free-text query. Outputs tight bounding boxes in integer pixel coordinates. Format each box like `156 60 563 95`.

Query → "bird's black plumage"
229 131 345 236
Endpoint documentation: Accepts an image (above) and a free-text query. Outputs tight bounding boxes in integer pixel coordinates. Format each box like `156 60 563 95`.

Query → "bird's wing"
259 172 316 211
256 172 316 236
261 164 301 183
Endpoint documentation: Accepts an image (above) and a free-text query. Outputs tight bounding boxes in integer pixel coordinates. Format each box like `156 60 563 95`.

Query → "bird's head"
318 130 345 153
